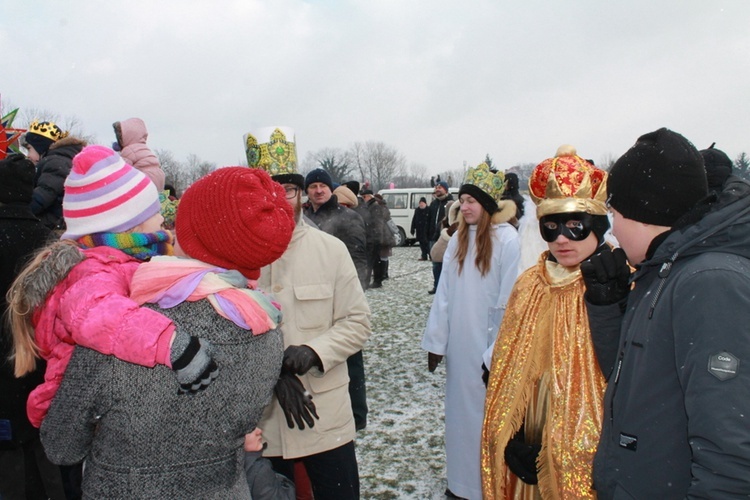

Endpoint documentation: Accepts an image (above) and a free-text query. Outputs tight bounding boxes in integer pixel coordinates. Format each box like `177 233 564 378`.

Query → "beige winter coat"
257 220 371 459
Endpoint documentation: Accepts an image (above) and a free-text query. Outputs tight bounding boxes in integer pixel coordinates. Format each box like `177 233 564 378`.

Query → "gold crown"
28 120 68 142
244 127 298 176
464 162 506 202
528 146 608 218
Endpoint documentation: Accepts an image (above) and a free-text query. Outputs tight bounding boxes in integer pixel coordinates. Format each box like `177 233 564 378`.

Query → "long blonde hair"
6 240 83 377
455 209 494 277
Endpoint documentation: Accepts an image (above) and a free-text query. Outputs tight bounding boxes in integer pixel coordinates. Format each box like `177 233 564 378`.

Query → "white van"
378 187 459 246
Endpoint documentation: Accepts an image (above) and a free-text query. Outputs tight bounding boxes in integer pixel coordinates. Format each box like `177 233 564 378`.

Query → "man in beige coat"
257 171 372 500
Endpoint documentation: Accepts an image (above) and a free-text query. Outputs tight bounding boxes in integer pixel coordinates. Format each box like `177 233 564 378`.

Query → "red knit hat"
175 167 295 279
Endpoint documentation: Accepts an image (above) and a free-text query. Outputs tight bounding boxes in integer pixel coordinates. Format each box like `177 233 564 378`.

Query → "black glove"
482 362 490 387
274 372 319 430
580 247 631 306
282 345 322 376
505 436 541 485
428 352 443 373
170 334 219 394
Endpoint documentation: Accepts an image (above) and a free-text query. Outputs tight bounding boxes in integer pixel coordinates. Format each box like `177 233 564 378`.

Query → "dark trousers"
432 261 442 290
418 236 430 259
269 441 360 500
346 350 368 430
367 244 383 286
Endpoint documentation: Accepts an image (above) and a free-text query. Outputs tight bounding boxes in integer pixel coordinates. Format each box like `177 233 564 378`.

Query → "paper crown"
243 127 298 176
464 162 506 202
28 120 68 142
529 145 608 218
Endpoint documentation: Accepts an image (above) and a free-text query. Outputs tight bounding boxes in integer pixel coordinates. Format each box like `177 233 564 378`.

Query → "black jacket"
587 176 750 499
30 137 85 230
0 204 53 448
427 193 454 242
411 206 430 241
304 195 368 290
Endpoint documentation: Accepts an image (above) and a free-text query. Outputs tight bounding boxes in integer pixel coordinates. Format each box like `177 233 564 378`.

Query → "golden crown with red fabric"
528 145 608 218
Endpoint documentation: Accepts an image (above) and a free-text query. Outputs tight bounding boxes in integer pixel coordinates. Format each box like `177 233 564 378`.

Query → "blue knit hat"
305 168 333 191
436 180 449 191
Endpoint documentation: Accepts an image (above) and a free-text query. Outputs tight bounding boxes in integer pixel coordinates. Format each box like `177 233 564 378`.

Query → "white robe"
422 223 520 500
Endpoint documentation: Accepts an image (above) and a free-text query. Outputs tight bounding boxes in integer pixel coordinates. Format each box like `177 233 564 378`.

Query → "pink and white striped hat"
61 145 160 240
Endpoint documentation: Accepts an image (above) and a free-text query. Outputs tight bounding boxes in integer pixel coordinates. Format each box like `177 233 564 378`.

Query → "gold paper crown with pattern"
243 127 298 176
529 145 608 218
28 120 68 142
464 162 506 202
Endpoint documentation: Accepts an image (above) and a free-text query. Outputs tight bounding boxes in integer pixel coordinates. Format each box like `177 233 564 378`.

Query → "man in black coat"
427 181 454 243
411 197 430 260
0 154 62 499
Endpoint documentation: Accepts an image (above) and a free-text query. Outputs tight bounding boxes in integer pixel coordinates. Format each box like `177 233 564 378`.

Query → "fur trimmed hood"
19 241 84 316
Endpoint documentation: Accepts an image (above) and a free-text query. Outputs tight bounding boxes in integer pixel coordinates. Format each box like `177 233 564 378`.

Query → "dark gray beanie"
304 168 333 191
607 128 707 226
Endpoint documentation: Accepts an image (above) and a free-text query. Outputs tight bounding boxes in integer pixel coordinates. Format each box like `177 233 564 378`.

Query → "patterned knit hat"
529 145 608 218
458 162 505 214
175 167 295 280
61 145 161 240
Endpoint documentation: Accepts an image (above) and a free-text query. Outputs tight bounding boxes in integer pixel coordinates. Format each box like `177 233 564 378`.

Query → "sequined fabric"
481 252 606 499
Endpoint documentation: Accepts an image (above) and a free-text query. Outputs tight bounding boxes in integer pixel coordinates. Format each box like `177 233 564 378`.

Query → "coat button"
273 285 282 293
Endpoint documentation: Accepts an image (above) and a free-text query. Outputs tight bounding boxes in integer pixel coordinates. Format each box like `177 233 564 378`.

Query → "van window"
382 193 408 210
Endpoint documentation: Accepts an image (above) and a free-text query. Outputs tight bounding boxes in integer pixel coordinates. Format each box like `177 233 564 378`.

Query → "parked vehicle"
378 187 459 246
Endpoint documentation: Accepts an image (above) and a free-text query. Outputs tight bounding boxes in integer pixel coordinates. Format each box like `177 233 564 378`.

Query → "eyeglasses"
284 186 300 199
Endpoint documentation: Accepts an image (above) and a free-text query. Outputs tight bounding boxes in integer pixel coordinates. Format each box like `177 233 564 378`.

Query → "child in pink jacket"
113 117 166 190
8 145 216 428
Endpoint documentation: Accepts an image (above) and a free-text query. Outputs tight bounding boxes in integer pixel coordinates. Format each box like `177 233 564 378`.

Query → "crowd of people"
1 117 749 500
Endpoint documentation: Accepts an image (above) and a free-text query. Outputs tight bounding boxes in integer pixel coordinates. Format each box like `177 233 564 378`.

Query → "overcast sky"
3 0 749 176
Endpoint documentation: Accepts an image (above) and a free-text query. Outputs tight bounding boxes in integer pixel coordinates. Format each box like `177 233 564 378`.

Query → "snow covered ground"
357 245 449 499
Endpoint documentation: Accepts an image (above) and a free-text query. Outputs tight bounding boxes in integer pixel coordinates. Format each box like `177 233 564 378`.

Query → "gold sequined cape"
481 252 606 499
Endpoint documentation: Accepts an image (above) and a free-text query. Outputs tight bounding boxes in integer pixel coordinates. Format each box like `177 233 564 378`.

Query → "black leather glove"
274 372 319 430
481 362 490 387
170 334 219 395
428 352 443 373
282 345 322 376
580 247 631 306
505 436 541 485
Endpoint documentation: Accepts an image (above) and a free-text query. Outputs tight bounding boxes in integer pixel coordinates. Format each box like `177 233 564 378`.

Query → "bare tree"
597 153 617 171
348 141 406 192
303 148 352 183
17 106 96 144
391 162 430 188
484 153 494 169
155 149 186 195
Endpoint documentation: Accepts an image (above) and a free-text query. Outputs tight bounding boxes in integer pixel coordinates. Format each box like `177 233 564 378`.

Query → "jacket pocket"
293 284 334 332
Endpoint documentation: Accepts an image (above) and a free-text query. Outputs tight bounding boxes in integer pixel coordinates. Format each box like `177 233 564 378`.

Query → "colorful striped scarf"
76 230 174 260
130 256 282 335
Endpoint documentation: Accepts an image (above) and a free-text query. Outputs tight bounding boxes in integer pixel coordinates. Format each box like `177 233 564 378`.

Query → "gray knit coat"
40 300 283 499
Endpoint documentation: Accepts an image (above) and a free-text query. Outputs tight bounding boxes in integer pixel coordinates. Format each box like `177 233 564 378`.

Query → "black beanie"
0 153 36 204
24 132 55 157
458 183 498 215
304 168 333 191
344 180 360 196
700 144 733 192
607 128 707 227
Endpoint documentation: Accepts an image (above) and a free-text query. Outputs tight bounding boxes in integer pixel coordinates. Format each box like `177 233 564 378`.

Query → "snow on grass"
358 245 450 499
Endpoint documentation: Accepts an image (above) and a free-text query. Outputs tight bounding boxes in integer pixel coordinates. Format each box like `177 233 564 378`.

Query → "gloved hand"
274 371 319 430
580 247 631 306
505 437 541 485
170 333 219 394
482 362 490 387
282 345 322 376
428 352 443 373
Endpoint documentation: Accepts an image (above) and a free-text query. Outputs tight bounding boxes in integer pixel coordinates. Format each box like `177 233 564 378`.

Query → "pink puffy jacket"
116 117 166 190
27 246 174 427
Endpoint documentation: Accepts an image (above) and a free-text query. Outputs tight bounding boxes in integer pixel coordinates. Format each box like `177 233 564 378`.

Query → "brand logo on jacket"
708 351 739 381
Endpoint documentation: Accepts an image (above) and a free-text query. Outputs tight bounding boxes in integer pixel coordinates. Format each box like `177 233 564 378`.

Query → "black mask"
539 213 594 242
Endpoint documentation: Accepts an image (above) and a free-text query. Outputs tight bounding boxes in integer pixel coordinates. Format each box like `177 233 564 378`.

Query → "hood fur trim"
21 241 85 313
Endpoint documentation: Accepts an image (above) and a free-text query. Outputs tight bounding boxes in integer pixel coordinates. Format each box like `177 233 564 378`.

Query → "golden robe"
481 252 606 499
